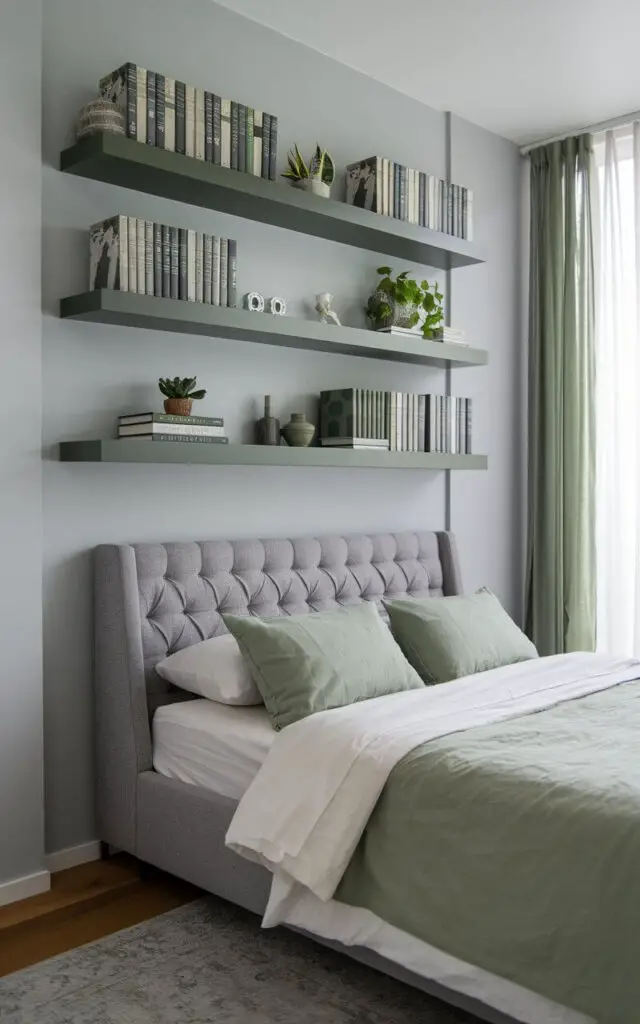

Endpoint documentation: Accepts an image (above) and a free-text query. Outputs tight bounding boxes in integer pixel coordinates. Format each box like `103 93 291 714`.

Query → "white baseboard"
45 840 102 874
0 869 50 908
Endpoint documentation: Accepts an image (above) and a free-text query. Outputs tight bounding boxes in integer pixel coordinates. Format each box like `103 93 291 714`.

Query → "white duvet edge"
273 878 594 1024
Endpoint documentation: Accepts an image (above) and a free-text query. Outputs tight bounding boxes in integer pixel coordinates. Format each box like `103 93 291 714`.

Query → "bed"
94 531 639 1024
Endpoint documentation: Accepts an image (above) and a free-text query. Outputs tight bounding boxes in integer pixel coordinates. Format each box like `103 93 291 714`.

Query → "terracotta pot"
281 412 315 447
164 397 193 417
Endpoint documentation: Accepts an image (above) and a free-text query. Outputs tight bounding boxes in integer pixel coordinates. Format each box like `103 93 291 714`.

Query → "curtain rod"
520 107 640 156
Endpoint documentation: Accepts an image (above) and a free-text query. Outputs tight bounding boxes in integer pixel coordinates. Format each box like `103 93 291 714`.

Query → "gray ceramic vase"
281 412 315 447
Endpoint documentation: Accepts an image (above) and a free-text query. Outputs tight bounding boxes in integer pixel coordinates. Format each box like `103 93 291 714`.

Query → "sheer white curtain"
595 125 640 654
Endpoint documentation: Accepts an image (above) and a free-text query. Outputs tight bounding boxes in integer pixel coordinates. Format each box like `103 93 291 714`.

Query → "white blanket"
226 652 640 927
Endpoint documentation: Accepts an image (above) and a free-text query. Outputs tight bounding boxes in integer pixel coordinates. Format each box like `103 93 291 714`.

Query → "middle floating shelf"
60 291 489 369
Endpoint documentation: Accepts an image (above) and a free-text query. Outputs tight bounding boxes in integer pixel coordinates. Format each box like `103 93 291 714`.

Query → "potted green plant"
365 267 444 339
158 376 207 417
282 143 335 198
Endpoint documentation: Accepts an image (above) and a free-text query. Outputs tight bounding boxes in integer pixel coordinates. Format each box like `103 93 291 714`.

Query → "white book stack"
431 327 468 346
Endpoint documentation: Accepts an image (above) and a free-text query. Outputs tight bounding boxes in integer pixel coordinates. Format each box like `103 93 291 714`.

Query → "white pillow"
155 633 263 706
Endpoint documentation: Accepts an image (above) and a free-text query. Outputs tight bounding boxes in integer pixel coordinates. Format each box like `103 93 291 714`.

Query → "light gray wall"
0 0 45 886
41 0 522 854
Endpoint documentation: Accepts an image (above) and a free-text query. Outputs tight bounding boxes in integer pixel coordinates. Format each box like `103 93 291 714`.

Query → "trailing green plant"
365 266 444 339
158 376 207 400
282 143 335 186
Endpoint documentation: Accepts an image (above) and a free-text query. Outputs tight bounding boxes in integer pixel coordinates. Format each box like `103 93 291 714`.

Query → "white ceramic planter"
292 178 331 199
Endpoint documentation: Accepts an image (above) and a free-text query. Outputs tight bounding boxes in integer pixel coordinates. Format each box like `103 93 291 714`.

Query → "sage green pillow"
224 602 422 730
383 589 538 684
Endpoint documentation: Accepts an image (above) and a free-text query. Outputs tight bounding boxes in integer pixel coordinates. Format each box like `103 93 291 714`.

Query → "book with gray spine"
136 218 145 294
164 77 176 152
144 220 153 295
203 234 212 304
219 239 228 308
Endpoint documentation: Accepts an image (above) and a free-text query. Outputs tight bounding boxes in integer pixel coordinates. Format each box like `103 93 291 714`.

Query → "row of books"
99 63 278 179
89 215 237 307
319 388 472 453
345 156 473 240
117 412 228 444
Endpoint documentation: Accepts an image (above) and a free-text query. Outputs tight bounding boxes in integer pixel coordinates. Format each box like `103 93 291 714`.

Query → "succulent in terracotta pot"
158 376 207 417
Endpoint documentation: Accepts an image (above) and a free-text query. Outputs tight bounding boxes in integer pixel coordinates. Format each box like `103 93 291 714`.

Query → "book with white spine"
195 231 204 303
195 87 205 160
136 67 146 143
136 218 145 295
127 216 137 292
185 85 195 158
164 78 176 152
219 239 228 308
144 220 153 295
203 234 212 304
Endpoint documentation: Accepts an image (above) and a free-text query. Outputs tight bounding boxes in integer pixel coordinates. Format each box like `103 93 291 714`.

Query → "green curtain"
525 135 596 655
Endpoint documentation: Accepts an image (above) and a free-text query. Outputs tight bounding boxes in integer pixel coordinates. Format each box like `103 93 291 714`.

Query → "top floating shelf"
60 135 485 271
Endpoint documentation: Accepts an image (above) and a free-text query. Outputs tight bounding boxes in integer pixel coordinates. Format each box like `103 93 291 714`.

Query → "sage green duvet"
336 682 640 1023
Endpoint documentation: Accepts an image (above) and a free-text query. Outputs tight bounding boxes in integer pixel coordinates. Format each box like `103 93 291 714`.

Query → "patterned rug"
0 896 483 1023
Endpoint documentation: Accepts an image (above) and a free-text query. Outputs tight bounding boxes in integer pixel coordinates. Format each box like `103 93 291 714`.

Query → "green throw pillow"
383 589 538 684
224 602 423 730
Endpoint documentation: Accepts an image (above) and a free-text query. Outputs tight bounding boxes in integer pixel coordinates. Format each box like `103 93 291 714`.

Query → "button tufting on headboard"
127 532 456 699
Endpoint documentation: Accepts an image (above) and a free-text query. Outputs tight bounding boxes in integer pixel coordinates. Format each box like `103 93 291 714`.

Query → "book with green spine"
119 412 223 427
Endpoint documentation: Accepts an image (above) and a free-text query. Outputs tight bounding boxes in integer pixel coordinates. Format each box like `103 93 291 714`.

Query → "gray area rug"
0 896 483 1023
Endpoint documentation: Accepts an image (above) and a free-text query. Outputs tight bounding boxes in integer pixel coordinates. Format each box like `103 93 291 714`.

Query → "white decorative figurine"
315 292 341 327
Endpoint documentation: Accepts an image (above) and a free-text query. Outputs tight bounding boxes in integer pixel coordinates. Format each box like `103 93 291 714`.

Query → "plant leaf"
189 389 207 400
377 266 392 276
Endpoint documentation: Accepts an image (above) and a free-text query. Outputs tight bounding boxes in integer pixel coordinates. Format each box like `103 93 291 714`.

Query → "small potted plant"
365 267 444 339
158 376 206 417
282 144 335 198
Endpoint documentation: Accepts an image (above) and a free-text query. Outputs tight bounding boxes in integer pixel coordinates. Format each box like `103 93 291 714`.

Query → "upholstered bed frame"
94 530 513 1024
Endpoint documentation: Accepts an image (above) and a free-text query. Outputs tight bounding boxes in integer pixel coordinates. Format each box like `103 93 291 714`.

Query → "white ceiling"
216 0 640 145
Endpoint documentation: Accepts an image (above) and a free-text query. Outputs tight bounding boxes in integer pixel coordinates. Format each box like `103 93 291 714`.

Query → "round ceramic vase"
281 412 315 447
371 291 421 331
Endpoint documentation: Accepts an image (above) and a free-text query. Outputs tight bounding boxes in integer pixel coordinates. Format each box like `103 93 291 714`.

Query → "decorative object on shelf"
365 267 444 339
75 99 125 141
315 292 341 326
269 296 287 316
281 412 315 447
345 155 473 240
244 291 265 312
256 395 281 446
158 376 207 417
282 144 335 199
88 215 237 307
99 63 278 180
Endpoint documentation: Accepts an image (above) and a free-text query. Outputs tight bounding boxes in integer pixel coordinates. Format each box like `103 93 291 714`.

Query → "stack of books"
345 156 472 240
319 388 472 454
118 412 228 444
99 63 278 179
89 215 237 306
431 327 467 346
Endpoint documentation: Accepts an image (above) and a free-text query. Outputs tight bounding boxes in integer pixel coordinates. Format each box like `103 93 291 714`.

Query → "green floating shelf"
60 134 485 271
58 440 488 471
60 291 488 369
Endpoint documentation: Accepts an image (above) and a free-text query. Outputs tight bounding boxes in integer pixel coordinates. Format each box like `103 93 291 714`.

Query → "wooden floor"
0 855 201 979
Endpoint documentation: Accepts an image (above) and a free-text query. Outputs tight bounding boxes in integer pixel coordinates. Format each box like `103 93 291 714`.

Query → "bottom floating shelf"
58 440 488 471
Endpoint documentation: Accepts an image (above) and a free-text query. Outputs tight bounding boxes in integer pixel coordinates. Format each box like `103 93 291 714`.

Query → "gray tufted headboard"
93 531 462 849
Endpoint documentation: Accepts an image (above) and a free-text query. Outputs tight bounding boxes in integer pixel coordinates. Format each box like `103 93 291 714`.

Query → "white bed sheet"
152 692 593 1024
152 699 275 800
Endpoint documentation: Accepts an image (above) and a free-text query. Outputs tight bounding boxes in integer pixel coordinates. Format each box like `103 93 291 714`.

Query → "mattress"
152 699 275 800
